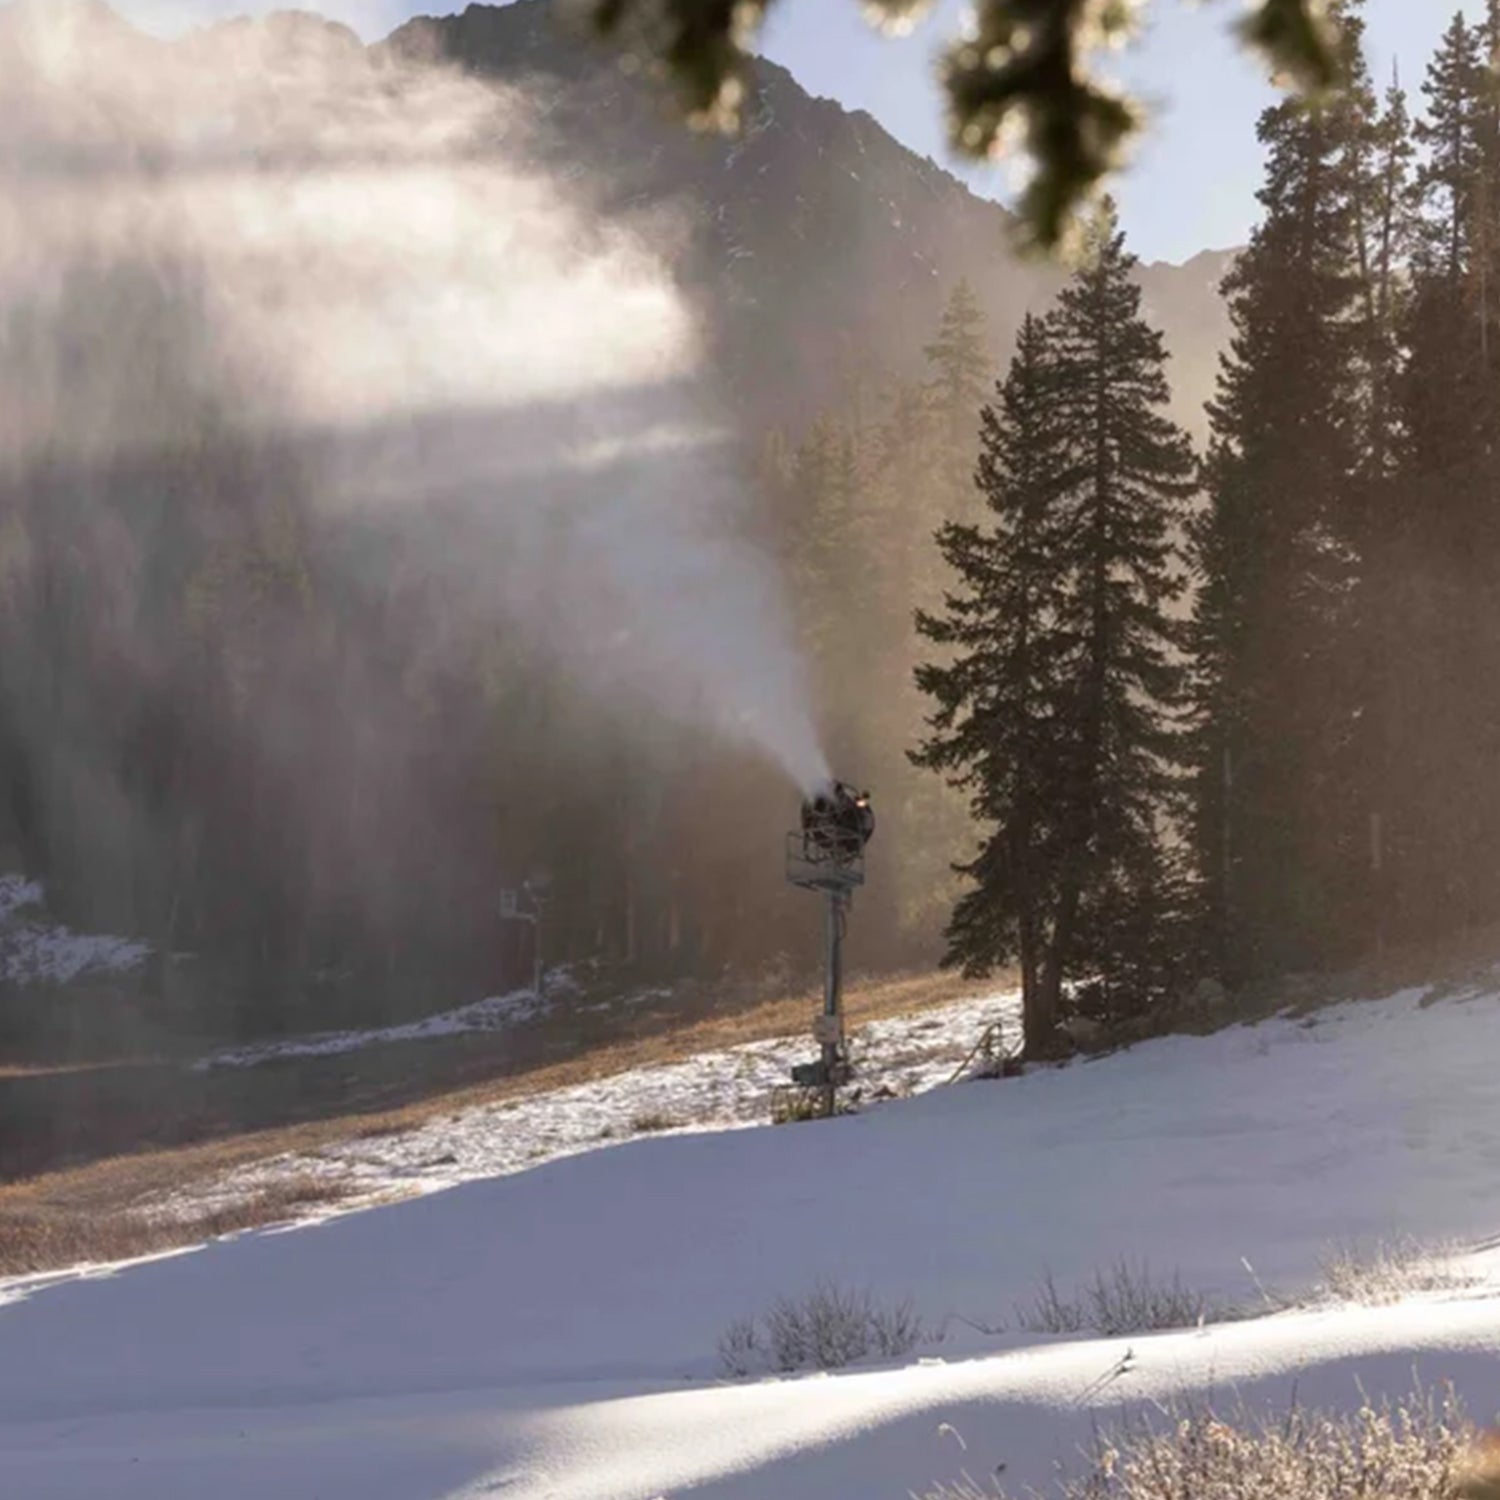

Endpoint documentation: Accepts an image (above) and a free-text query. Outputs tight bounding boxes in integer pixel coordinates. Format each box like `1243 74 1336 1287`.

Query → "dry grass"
0 968 995 1277
1317 1236 1481 1306
922 1387 1470 1499
0 1175 349 1277
0 1058 155 1079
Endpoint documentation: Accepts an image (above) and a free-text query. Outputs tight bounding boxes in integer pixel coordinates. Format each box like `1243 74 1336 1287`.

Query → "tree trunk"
1027 880 1078 1060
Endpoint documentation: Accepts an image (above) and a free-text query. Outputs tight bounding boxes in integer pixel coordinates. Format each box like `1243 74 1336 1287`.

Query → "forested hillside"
0 0 1227 1051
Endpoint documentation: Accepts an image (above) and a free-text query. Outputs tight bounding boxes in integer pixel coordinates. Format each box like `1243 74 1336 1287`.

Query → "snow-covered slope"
5 984 1500 1498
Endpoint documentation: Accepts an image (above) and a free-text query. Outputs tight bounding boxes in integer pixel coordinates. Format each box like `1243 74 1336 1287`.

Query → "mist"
0 0 829 798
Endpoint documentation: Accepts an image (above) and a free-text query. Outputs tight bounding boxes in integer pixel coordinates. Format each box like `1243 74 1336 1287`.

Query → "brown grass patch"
0 1174 350 1277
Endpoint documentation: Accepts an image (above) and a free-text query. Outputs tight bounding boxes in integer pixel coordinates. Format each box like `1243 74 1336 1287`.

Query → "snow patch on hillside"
170 989 1022 1212
0 874 149 985
196 987 555 1071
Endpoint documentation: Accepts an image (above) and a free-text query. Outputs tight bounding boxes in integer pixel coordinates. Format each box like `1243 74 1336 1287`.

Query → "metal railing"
785 827 866 891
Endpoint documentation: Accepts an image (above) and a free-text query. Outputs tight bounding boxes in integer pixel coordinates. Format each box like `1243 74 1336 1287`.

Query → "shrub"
1016 1261 1208 1337
1318 1236 1479 1306
715 1315 761 1378
630 1111 682 1133
718 1280 923 1377
1015 1269 1088 1335
767 1283 871 1370
919 1386 1469 1499
870 1294 924 1358
770 1086 852 1124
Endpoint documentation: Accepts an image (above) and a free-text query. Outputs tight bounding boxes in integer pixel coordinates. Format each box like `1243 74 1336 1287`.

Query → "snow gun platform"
785 829 866 892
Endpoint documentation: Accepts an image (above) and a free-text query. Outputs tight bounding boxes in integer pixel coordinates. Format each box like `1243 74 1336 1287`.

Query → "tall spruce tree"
1040 210 1198 1028
1384 7 1500 940
915 211 1196 1056
1345 63 1416 958
924 280 992 530
1191 31 1369 983
1404 14 1493 483
913 314 1069 1049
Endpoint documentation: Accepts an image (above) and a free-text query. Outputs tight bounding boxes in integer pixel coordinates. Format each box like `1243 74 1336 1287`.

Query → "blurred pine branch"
562 0 1342 255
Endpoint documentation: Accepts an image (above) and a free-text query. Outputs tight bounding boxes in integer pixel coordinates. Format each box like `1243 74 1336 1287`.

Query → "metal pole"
822 889 844 1117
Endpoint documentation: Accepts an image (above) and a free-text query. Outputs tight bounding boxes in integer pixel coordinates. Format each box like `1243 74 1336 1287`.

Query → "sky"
111 0 1488 264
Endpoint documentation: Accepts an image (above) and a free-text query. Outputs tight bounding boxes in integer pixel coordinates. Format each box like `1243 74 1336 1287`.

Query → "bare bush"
763 1292 811 1371
1017 1261 1208 1337
870 1294 923 1359
805 1281 876 1369
1015 1269 1088 1335
715 1315 761 1378
919 1386 1469 1500
720 1280 923 1377
1087 1260 1207 1335
767 1283 875 1370
630 1111 682 1133
1318 1236 1480 1307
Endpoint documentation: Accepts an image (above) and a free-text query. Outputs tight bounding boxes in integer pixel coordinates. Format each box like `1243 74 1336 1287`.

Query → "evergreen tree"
1191 44 1369 982
1415 13 1487 280
913 313 1071 1050
1351 69 1414 483
924 279 991 440
1403 13 1494 485
916 211 1196 1056
1345 64 1416 958
1040 210 1198 1028
923 280 992 528
1382 7 1500 940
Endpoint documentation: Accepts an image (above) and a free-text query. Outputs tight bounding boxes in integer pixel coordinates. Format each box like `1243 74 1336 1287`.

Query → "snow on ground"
196 987 556 1070
6 982 1500 1499
0 873 149 984
193 968 675 1072
170 989 1021 1212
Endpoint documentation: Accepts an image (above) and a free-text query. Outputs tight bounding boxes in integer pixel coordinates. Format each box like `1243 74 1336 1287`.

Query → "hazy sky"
114 0 1487 264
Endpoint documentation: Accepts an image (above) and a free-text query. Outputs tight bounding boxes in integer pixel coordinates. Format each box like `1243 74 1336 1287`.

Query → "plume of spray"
0 0 831 797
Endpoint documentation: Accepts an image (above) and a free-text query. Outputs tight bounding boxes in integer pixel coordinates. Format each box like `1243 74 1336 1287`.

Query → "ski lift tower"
785 786 871 1118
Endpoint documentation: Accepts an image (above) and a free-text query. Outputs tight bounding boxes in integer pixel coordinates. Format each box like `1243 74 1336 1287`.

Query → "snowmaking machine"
782 781 874 1118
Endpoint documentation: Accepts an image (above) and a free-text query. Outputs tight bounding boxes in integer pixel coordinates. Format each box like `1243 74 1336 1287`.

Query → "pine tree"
1415 13 1487 280
924 279 991 434
1191 46 1369 983
916 211 1196 1056
1040 209 1198 1028
1403 13 1493 484
1382 6 1500 941
1345 64 1416 958
923 279 992 527
1351 69 1415 483
913 313 1071 1049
